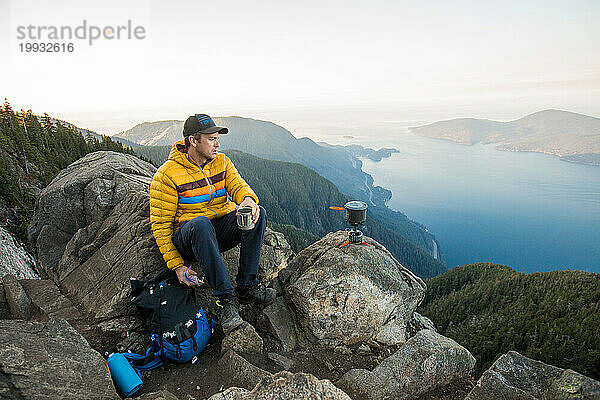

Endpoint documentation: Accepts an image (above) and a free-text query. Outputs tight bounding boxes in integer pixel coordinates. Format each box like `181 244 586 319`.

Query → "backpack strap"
156 282 167 368
122 341 164 372
147 268 177 286
191 333 198 352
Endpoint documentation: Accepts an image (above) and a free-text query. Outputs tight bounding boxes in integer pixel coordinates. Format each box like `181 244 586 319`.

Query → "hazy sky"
1 0 598 136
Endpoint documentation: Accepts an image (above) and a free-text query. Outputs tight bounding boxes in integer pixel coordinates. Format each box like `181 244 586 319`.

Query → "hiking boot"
216 295 243 334
235 282 276 305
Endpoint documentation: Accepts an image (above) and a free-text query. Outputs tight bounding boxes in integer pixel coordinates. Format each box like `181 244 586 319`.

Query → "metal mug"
236 206 255 230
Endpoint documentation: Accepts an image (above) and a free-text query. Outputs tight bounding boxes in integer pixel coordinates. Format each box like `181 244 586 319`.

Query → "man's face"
189 132 220 163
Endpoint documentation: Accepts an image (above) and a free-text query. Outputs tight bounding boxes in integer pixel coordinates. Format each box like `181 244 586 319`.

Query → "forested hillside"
0 101 145 240
226 150 347 249
418 263 600 379
133 145 170 166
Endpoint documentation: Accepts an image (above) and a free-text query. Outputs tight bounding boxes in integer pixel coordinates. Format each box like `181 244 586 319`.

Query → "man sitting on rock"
149 114 275 333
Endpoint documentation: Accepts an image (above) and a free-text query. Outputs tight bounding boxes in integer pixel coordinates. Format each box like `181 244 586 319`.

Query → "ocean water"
306 125 600 274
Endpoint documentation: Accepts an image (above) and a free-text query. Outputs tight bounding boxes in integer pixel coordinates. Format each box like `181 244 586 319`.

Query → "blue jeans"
172 206 266 296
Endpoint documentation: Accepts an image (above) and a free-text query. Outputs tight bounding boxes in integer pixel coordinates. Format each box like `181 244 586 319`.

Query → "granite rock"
338 329 475 400
0 318 118 399
465 351 600 400
280 231 426 349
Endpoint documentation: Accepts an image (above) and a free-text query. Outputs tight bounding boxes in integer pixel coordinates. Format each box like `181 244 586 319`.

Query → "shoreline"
409 131 600 168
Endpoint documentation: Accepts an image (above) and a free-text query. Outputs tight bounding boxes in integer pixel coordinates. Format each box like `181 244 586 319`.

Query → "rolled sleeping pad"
106 352 143 397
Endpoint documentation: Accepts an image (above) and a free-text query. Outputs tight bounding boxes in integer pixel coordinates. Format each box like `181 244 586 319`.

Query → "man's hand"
239 196 260 224
175 265 198 287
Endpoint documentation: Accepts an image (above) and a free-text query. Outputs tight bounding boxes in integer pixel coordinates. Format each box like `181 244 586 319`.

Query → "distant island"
409 109 600 166
318 142 400 162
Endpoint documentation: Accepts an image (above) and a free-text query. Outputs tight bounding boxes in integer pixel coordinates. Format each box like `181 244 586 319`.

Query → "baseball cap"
183 114 228 137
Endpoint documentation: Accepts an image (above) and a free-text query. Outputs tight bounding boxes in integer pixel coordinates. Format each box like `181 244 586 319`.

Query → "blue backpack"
128 271 214 366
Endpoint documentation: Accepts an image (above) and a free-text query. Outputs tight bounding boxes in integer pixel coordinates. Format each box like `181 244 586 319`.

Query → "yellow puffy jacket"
149 140 259 270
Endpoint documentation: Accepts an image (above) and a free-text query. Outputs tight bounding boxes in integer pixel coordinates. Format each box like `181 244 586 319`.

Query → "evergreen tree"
419 263 600 380
0 101 150 241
